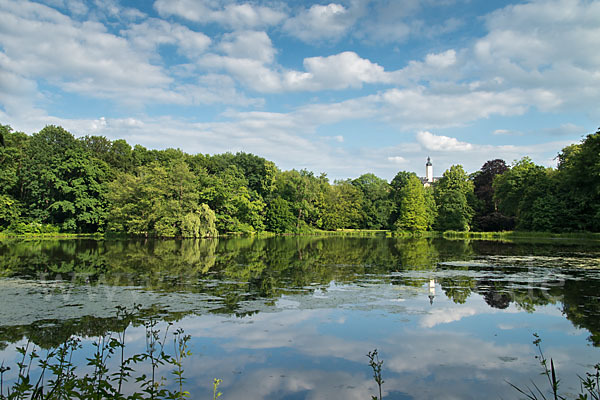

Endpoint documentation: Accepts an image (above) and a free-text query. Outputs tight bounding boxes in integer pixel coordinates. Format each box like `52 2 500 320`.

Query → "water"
0 236 599 399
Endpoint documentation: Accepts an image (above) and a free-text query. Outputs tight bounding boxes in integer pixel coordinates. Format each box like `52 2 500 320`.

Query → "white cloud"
493 129 523 136
387 49 464 86
376 87 533 128
425 49 457 68
354 0 420 43
154 0 286 30
0 1 169 98
421 16 464 38
472 0 600 111
0 0 262 112
387 156 407 164
283 3 353 42
543 123 587 136
360 20 412 43
200 51 392 93
65 0 88 15
200 54 282 92
123 19 211 59
91 0 146 21
218 30 276 63
301 52 390 89
0 53 38 110
416 131 474 152
296 97 378 124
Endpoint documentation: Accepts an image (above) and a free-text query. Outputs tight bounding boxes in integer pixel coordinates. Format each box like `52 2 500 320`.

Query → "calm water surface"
1 236 600 399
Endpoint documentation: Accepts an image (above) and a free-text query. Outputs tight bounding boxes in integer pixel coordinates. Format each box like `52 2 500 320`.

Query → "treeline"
0 124 598 236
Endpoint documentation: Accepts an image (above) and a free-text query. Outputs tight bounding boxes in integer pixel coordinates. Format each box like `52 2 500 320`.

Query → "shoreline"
2 229 600 242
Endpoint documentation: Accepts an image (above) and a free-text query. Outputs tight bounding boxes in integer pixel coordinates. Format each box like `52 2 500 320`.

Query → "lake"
1 236 599 399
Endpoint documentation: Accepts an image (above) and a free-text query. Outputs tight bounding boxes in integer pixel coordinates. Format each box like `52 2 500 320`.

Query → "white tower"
426 157 433 183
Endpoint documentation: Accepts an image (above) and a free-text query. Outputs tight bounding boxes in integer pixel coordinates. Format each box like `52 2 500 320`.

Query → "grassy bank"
3 229 600 242
0 231 104 239
442 230 600 241
311 229 390 237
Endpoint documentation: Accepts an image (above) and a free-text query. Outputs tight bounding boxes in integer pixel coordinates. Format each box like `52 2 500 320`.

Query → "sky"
0 0 599 180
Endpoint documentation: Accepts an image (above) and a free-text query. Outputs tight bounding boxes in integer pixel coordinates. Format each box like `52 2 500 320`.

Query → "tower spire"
425 157 433 183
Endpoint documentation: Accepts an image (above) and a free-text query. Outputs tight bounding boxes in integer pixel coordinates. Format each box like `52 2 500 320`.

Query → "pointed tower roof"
426 156 432 166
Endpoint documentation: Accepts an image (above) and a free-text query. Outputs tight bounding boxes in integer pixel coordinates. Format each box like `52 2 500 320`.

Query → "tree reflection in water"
0 236 599 348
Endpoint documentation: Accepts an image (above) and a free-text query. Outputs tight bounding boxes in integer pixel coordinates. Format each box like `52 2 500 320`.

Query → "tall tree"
21 126 108 232
423 187 438 231
435 190 472 231
351 173 394 229
493 157 541 217
0 126 28 229
472 159 513 231
80 136 135 174
321 180 363 230
0 125 28 198
265 197 296 233
434 165 474 231
492 157 568 231
555 128 600 231
0 195 20 229
107 159 215 236
390 172 429 231
199 165 265 233
272 169 327 231
473 159 508 214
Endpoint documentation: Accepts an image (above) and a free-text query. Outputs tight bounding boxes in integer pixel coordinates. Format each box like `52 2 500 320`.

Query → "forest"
0 124 599 236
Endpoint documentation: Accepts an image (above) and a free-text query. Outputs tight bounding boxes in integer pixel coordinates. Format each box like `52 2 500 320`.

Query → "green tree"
321 180 363 230
0 125 28 229
473 159 508 214
272 169 328 231
555 128 600 231
434 165 474 231
181 204 218 238
107 159 211 236
472 159 512 231
435 190 471 231
0 194 20 229
493 157 544 218
80 136 134 174
199 166 265 233
492 157 561 231
390 172 429 231
423 187 438 231
265 197 296 233
516 168 562 231
351 173 394 229
0 125 28 198
20 126 108 232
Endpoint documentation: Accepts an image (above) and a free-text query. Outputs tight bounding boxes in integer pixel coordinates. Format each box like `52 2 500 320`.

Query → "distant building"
420 157 440 187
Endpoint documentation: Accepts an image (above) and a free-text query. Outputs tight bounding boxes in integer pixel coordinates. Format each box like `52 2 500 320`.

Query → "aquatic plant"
508 333 600 400
0 305 196 400
367 349 384 400
212 378 222 400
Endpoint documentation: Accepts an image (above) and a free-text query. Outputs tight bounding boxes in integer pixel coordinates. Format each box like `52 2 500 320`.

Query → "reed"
0 305 199 400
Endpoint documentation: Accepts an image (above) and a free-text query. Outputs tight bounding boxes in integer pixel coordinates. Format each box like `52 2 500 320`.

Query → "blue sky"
0 0 598 180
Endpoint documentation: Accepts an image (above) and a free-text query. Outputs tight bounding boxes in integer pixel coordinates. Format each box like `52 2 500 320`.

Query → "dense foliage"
1 123 599 235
